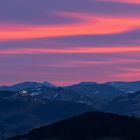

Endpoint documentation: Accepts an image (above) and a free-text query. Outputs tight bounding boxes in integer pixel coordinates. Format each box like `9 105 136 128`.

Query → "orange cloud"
97 0 140 4
0 12 139 41
0 47 140 55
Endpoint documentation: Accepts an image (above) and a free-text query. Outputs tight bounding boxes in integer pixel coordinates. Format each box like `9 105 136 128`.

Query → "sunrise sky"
0 0 140 86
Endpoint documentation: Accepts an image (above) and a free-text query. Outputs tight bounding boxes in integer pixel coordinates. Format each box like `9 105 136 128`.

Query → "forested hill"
8 112 140 140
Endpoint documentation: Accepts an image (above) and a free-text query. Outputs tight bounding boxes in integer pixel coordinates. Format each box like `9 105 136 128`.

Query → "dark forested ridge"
7 112 140 140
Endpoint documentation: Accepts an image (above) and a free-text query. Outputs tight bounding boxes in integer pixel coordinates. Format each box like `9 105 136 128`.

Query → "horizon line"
1 79 140 87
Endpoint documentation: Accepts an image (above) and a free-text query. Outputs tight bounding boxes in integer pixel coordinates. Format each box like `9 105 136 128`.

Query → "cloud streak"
0 47 140 55
97 0 140 4
0 12 139 41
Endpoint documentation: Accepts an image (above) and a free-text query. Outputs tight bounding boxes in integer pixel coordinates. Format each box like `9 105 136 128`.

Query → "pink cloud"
0 12 139 41
0 47 140 55
97 0 140 4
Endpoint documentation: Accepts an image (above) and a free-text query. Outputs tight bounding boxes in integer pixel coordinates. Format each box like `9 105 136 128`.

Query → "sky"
0 0 140 86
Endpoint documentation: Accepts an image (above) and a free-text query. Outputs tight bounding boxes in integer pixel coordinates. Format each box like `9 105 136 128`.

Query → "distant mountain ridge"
0 81 55 91
106 81 140 92
1 80 140 92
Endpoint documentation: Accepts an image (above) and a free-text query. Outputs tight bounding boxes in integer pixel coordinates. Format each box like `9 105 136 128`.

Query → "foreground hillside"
0 91 93 138
8 112 140 140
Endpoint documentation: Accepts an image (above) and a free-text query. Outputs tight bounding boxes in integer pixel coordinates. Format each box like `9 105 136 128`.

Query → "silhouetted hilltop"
8 112 140 140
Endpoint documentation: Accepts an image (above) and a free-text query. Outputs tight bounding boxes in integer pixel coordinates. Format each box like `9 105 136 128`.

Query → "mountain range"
0 81 55 92
1 80 140 92
1 80 140 138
